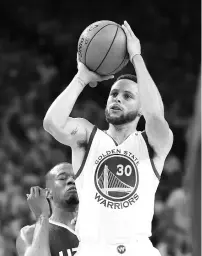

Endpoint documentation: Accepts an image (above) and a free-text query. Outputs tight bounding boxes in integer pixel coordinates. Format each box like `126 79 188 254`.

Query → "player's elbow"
43 117 49 131
43 117 54 134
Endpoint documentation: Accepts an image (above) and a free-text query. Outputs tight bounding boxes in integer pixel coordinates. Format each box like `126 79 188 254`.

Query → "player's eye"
111 92 118 97
58 176 66 180
124 94 131 99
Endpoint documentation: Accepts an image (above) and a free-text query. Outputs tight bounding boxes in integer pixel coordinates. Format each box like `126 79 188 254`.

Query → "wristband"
130 53 141 63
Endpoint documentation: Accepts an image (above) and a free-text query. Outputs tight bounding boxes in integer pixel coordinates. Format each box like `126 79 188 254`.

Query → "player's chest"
83 146 153 211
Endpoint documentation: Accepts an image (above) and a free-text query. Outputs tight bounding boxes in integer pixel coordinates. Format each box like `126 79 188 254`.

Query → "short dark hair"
116 74 137 83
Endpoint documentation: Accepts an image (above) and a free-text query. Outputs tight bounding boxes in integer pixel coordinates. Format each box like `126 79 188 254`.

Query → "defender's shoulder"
20 224 35 244
16 225 35 256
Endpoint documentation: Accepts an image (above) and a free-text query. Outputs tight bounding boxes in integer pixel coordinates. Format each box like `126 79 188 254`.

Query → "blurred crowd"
0 1 200 256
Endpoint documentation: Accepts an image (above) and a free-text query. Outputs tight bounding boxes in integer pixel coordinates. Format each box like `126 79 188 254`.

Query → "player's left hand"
76 53 114 88
27 186 51 219
122 21 141 62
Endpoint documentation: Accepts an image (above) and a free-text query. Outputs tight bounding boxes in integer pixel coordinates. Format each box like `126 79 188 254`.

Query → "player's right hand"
76 53 114 87
121 21 141 62
27 186 51 219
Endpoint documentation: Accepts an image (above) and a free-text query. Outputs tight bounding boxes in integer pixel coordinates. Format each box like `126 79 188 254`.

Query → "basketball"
78 20 129 76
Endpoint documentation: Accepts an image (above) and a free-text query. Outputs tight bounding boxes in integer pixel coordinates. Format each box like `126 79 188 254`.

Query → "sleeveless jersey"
48 220 79 256
74 126 166 243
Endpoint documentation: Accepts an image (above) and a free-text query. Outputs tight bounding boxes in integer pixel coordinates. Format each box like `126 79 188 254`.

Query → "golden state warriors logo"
94 149 139 209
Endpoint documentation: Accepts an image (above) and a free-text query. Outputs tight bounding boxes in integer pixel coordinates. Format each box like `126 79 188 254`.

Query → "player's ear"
45 188 53 199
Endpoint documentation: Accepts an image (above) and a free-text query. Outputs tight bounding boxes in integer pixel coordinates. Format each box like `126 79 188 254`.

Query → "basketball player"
43 21 173 256
16 163 79 256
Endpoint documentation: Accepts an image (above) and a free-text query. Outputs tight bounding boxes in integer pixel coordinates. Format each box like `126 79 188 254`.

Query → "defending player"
16 163 79 256
43 21 173 256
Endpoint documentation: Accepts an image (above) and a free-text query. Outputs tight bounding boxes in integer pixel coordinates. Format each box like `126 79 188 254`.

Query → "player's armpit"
145 114 173 156
16 225 34 256
43 117 94 147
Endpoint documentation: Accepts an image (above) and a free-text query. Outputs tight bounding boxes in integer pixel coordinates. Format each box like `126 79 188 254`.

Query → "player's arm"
122 21 173 156
132 54 173 155
16 187 51 256
16 219 51 256
43 56 114 147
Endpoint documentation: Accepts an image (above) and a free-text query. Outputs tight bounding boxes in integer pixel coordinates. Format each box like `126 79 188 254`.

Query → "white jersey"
75 126 166 244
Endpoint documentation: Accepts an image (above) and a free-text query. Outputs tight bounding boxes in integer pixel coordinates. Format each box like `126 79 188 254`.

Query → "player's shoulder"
74 118 98 144
141 129 173 157
79 118 95 133
16 224 35 256
143 127 173 143
20 224 35 244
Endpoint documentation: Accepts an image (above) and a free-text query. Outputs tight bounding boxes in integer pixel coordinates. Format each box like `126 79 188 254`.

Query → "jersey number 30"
116 164 132 176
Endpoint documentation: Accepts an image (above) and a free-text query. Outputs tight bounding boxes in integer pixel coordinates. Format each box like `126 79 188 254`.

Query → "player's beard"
105 108 139 125
65 194 79 205
64 192 79 207
57 192 79 210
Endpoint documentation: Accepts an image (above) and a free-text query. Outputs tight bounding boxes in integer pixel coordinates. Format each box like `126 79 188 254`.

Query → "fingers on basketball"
121 24 130 37
104 74 114 81
76 54 80 69
89 82 97 88
97 74 114 82
123 21 138 39
124 21 134 36
76 53 80 63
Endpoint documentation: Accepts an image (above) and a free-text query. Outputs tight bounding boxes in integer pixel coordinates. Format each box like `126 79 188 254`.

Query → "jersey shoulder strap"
141 130 160 180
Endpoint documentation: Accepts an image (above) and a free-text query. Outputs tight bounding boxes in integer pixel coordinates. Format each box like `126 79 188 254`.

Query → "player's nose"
66 177 75 186
113 96 121 103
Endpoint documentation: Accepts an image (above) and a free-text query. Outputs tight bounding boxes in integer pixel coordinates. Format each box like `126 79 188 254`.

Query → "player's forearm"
132 55 164 117
24 216 51 256
44 74 87 129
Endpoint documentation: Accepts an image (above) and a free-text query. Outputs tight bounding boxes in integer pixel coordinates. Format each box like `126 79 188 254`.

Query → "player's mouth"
110 104 122 111
67 186 77 192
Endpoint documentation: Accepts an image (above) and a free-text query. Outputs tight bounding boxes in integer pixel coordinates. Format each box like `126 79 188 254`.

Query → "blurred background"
0 0 200 255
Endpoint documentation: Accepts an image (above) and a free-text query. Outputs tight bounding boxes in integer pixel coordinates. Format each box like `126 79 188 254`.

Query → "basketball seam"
95 25 119 72
108 51 128 75
84 24 116 66
107 27 129 75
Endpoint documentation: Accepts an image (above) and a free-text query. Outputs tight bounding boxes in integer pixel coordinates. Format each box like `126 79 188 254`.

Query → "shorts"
75 237 161 256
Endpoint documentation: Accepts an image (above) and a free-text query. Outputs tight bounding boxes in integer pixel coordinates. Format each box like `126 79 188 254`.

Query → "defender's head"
105 74 141 125
45 163 79 210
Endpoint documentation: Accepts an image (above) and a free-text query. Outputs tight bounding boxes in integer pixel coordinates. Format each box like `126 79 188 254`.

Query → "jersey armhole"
141 131 161 180
75 125 97 179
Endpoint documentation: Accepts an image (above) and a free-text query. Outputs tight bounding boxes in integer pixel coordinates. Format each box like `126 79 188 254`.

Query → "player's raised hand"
76 53 114 88
27 186 51 219
122 21 141 62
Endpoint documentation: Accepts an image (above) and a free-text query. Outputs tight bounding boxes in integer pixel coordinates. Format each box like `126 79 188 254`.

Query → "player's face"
52 167 79 208
105 79 141 125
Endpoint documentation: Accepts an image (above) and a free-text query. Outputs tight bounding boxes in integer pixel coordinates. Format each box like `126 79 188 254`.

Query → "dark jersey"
49 220 79 256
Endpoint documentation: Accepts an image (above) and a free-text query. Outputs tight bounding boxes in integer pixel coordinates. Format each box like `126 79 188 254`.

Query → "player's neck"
50 207 77 228
107 119 139 143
